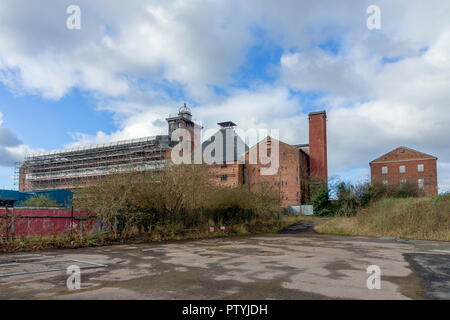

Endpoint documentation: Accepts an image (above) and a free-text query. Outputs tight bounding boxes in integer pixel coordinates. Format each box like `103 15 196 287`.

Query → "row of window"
382 179 425 190
382 164 424 174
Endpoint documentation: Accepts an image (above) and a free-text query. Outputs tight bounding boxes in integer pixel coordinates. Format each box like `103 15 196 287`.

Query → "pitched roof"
202 127 248 163
370 146 437 164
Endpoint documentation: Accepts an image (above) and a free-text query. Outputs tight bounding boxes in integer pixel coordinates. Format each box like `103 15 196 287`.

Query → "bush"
74 164 280 239
335 182 360 216
369 181 419 201
329 180 421 216
18 194 59 207
308 179 335 216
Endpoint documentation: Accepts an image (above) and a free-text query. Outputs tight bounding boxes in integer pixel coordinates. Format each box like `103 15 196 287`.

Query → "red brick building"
19 104 328 207
244 111 328 207
244 137 310 206
370 146 438 196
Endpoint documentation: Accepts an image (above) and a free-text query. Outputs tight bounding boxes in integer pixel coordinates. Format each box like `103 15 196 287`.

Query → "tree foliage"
74 164 280 239
19 194 59 207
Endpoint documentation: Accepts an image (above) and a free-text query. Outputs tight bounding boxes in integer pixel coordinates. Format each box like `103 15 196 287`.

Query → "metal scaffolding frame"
13 162 21 190
20 135 171 191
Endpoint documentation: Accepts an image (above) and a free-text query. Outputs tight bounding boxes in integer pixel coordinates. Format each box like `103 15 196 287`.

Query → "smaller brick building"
244 111 328 207
370 146 438 196
244 137 310 207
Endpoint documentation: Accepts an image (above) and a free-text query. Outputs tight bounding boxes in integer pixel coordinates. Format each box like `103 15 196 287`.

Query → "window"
382 166 388 174
221 163 227 168
400 179 407 185
221 174 228 182
399 165 406 173
418 179 425 190
417 164 424 172
382 180 388 185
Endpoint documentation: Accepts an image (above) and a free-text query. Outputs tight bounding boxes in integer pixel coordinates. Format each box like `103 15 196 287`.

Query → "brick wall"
245 137 308 207
370 147 438 196
309 111 328 183
208 163 244 187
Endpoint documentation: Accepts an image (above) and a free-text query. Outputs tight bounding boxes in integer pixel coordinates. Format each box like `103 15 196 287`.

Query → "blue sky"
0 0 449 192
0 86 115 151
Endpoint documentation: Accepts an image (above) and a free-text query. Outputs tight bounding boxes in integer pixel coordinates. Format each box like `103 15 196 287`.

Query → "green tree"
308 179 334 216
19 194 59 207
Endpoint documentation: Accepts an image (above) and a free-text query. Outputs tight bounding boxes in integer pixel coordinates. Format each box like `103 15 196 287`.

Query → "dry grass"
315 194 450 241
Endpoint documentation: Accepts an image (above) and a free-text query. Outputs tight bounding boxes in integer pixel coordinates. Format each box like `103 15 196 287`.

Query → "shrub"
18 194 59 207
329 179 421 216
308 179 335 216
74 164 280 239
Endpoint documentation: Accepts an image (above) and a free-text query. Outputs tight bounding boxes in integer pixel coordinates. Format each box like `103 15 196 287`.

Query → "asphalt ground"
0 222 448 300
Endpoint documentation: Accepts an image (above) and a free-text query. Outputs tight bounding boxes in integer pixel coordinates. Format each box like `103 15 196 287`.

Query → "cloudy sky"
0 0 449 192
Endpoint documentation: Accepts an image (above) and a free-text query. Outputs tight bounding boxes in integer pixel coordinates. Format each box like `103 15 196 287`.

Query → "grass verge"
315 194 450 241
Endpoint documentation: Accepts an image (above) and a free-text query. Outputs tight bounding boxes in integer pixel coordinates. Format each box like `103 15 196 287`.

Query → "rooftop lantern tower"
166 103 196 144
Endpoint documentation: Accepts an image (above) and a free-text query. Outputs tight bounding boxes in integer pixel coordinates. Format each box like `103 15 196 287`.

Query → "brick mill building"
244 111 328 206
19 105 328 207
370 146 438 196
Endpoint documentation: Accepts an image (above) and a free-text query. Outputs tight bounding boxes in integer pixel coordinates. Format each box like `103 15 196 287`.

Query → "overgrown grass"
0 215 303 253
315 194 450 241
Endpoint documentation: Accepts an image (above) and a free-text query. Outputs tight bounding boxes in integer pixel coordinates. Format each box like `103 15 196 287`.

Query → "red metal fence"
0 207 102 239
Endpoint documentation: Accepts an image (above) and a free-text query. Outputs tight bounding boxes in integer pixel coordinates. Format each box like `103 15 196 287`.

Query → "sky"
0 0 449 192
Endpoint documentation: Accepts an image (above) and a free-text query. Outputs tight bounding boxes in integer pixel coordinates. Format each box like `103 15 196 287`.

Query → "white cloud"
66 86 309 148
1 0 450 192
0 0 254 99
0 112 39 167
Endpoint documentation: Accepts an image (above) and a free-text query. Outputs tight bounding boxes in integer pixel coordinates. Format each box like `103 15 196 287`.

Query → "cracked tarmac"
0 232 448 300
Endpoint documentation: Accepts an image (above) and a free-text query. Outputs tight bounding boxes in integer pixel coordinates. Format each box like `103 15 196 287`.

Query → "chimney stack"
308 111 328 183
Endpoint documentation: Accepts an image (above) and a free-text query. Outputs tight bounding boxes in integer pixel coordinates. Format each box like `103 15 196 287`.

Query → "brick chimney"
308 111 328 183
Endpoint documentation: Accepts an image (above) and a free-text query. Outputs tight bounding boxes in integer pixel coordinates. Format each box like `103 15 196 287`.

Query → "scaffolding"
20 135 171 191
13 162 21 190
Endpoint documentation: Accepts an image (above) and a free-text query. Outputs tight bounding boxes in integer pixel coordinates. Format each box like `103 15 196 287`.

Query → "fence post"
5 207 8 242
10 207 14 240
70 206 74 234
